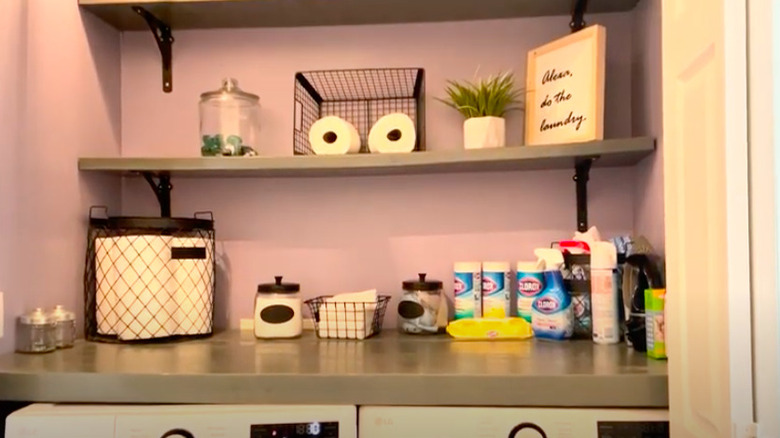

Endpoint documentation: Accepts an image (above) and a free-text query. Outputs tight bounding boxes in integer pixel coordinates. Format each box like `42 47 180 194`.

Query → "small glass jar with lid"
16 308 56 353
49 305 76 348
199 78 260 157
397 273 443 335
254 276 302 339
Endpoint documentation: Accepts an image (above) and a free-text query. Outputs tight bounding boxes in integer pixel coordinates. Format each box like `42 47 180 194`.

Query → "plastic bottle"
590 241 620 344
531 249 573 340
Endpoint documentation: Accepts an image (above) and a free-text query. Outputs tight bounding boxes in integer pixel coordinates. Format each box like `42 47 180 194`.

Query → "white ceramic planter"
463 116 506 149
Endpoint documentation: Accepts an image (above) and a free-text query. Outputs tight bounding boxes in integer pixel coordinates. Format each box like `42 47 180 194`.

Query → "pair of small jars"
16 306 76 353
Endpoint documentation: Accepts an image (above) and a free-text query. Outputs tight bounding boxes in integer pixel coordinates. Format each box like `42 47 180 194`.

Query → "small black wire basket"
83 206 216 343
293 68 425 155
305 295 391 340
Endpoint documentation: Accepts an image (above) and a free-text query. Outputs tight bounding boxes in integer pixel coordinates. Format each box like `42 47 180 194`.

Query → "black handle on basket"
193 211 214 221
171 247 207 260
89 206 109 219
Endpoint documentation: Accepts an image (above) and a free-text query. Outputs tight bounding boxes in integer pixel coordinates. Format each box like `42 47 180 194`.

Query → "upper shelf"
78 137 655 178
79 0 640 30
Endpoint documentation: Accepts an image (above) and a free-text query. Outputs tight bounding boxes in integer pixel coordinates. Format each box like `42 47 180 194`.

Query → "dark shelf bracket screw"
574 157 596 232
143 172 173 217
133 6 174 93
570 0 589 33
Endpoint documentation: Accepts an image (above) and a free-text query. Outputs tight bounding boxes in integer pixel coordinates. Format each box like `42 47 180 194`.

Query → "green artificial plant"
439 71 523 119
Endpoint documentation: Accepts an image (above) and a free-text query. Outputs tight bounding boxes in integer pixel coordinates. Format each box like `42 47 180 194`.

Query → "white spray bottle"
590 241 620 344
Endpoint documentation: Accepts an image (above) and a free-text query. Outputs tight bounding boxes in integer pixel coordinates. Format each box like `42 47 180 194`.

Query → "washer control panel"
251 422 339 438
597 421 670 438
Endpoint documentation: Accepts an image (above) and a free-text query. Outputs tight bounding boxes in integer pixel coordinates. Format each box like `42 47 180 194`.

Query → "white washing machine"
359 406 669 438
4 404 356 438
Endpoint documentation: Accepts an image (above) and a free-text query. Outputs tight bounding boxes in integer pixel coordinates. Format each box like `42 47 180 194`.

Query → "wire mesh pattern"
293 68 425 155
561 253 627 339
562 253 593 339
305 296 391 340
84 211 216 343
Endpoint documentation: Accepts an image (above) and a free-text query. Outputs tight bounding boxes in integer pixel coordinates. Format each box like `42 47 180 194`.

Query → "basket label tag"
171 247 206 260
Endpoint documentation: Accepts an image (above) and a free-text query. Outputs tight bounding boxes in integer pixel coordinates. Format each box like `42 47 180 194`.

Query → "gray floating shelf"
78 137 655 178
0 330 668 406
79 0 640 30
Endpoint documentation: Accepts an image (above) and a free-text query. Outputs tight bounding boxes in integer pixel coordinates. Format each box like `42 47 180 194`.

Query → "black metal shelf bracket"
133 7 174 93
570 0 589 33
574 157 596 232
143 172 173 217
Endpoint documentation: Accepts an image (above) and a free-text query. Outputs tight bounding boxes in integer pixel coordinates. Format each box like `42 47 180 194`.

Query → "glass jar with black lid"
398 273 443 335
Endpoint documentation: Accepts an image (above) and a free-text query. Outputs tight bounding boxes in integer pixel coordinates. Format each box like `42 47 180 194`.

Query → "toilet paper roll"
95 237 119 335
114 235 176 341
368 113 416 153
169 237 214 336
308 116 361 155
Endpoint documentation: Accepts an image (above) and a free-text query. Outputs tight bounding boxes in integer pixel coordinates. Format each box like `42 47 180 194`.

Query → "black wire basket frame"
293 68 425 155
83 206 216 343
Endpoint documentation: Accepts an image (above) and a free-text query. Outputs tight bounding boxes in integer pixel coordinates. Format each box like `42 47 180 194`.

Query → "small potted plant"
440 72 522 149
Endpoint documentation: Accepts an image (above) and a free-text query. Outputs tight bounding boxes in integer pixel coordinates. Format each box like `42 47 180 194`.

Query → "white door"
662 0 754 437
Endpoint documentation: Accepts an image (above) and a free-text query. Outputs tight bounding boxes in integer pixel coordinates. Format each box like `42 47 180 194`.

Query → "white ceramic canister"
254 276 302 339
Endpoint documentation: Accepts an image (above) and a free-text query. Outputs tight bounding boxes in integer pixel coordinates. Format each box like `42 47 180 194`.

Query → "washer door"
508 423 547 438
160 429 195 438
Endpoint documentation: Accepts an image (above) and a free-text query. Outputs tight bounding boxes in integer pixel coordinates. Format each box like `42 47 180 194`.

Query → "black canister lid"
258 276 300 293
402 273 443 292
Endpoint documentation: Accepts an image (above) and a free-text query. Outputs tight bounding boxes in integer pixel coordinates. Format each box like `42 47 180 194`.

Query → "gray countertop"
0 330 668 407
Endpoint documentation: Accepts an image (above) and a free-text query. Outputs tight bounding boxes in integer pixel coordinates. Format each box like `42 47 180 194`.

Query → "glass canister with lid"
199 78 260 157
16 308 56 353
49 305 76 348
254 276 302 339
397 273 443 335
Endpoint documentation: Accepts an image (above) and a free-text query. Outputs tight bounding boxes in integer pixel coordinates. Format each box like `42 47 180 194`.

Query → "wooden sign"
524 25 606 146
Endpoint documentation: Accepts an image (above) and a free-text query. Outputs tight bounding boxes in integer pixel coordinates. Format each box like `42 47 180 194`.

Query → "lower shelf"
0 330 668 406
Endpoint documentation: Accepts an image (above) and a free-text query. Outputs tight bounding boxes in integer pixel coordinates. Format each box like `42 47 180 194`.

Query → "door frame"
723 0 755 434
747 0 780 436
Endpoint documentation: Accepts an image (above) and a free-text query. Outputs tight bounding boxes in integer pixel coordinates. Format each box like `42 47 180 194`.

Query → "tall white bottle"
590 241 620 344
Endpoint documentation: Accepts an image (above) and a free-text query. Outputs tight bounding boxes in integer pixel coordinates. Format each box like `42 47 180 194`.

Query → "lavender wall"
120 13 639 328
0 1 122 353
0 0 25 353
631 0 664 255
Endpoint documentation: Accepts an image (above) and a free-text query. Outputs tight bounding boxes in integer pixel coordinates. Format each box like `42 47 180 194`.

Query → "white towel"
319 289 377 339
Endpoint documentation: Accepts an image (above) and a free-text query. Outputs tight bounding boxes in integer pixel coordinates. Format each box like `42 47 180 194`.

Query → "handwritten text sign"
525 25 606 146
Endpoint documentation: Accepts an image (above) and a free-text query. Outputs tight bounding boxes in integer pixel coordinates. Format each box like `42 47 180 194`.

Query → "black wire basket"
83 206 216 343
305 295 391 340
293 68 425 155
